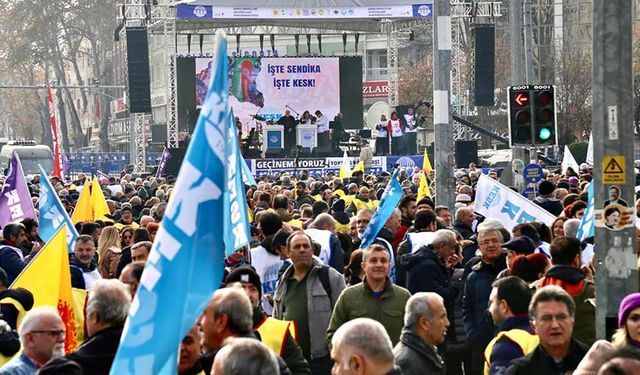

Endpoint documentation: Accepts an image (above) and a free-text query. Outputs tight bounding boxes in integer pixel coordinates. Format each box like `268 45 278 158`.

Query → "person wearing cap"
225 265 310 375
533 180 563 216
534 236 595 345
485 276 538 375
496 236 536 279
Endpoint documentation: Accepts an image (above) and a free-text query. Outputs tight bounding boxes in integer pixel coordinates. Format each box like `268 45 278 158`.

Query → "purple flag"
0 153 37 227
155 148 172 178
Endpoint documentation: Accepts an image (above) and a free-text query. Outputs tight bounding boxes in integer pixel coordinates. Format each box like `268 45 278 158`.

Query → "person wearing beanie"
533 180 564 216
574 293 640 374
224 265 310 375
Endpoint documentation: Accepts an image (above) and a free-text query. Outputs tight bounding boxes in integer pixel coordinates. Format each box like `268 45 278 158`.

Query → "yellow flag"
71 179 92 224
12 227 79 352
339 151 352 179
417 173 432 199
422 149 433 175
91 177 110 221
352 161 364 174
71 288 87 345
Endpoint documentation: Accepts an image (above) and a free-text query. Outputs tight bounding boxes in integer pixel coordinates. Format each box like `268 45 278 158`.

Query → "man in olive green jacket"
326 244 411 347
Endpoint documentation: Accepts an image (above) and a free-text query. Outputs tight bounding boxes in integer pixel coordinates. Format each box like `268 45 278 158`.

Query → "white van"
0 141 54 178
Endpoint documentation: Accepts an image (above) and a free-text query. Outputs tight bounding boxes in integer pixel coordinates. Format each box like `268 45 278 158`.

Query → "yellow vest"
286 219 304 229
256 317 297 356
484 329 539 375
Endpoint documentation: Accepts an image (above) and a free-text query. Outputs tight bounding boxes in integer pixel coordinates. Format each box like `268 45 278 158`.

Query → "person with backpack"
273 231 345 375
326 244 411 348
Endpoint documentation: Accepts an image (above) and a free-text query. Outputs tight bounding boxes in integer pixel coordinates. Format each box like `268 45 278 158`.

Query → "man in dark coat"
40 279 130 375
507 285 589 374
533 180 564 216
452 207 475 240
394 292 448 375
462 228 507 374
0 223 27 284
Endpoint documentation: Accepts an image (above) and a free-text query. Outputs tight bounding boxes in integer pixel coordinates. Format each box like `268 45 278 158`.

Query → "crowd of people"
0 159 638 374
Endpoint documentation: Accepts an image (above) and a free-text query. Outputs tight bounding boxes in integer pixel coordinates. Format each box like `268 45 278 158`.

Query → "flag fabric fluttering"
91 177 110 221
223 111 251 256
38 166 78 251
0 153 37 227
561 145 580 174
11 227 78 352
339 150 352 179
240 153 258 186
352 161 365 174
586 131 593 166
417 172 432 200
422 148 433 175
47 84 64 179
359 168 403 250
110 31 231 374
577 182 595 241
155 148 172 179
71 179 92 224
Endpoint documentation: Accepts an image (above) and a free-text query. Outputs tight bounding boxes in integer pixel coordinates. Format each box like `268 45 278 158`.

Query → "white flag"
561 145 580 175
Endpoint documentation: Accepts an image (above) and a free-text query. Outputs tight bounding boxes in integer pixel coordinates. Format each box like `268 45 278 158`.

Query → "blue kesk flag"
38 165 78 252
223 110 250 256
577 182 595 241
360 168 403 250
110 31 231 374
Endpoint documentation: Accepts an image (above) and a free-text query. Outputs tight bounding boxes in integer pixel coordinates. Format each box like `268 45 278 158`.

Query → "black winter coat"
506 338 589 375
394 329 446 375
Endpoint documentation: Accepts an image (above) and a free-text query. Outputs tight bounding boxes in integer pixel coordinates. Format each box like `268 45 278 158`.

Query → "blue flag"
359 168 403 249
223 110 250 256
38 165 78 252
110 32 229 374
240 153 257 186
577 182 594 241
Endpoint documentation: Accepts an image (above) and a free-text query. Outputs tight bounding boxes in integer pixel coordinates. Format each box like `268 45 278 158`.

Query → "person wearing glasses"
506 285 589 374
0 306 65 373
462 228 507 374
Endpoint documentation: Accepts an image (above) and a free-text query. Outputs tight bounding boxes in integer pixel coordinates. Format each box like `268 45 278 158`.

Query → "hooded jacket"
537 265 595 344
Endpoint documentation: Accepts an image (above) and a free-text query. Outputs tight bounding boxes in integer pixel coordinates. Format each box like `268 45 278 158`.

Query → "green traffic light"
539 127 552 140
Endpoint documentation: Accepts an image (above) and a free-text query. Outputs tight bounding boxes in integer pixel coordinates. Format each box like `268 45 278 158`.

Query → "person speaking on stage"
315 110 330 146
277 109 299 154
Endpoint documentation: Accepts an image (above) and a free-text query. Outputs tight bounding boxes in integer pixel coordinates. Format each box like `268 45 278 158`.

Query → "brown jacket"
98 247 122 279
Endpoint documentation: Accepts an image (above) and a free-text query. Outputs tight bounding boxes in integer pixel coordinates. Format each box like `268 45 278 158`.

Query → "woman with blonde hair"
97 226 123 279
575 293 640 374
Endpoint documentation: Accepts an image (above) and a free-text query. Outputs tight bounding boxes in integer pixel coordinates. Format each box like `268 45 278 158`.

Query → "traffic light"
508 85 557 146
533 87 557 145
508 86 533 145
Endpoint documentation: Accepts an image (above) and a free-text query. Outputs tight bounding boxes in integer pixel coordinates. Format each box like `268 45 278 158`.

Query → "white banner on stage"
474 174 557 231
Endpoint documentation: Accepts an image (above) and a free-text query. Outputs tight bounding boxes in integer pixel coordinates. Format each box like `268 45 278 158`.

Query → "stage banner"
178 4 433 20
196 57 340 132
474 174 556 231
250 156 386 177
386 155 425 175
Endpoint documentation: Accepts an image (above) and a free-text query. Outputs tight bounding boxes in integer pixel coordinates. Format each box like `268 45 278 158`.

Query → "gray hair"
2 222 24 240
430 229 457 249
86 279 131 326
332 318 394 365
131 241 153 253
220 338 279 375
18 306 61 341
529 285 576 321
477 228 504 243
455 206 473 221
213 288 253 335
563 219 581 238
404 292 444 329
312 213 336 229
477 218 504 232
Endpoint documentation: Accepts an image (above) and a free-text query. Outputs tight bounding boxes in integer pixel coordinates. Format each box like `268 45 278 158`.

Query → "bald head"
312 213 336 232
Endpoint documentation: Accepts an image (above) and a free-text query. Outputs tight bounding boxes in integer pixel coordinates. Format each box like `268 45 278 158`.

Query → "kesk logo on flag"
474 173 556 231
110 31 230 374
577 182 594 241
11 227 78 352
38 166 78 251
223 111 250 255
0 153 36 227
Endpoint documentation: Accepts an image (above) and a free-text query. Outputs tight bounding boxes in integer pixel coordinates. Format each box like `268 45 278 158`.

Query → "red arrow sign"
514 92 529 106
